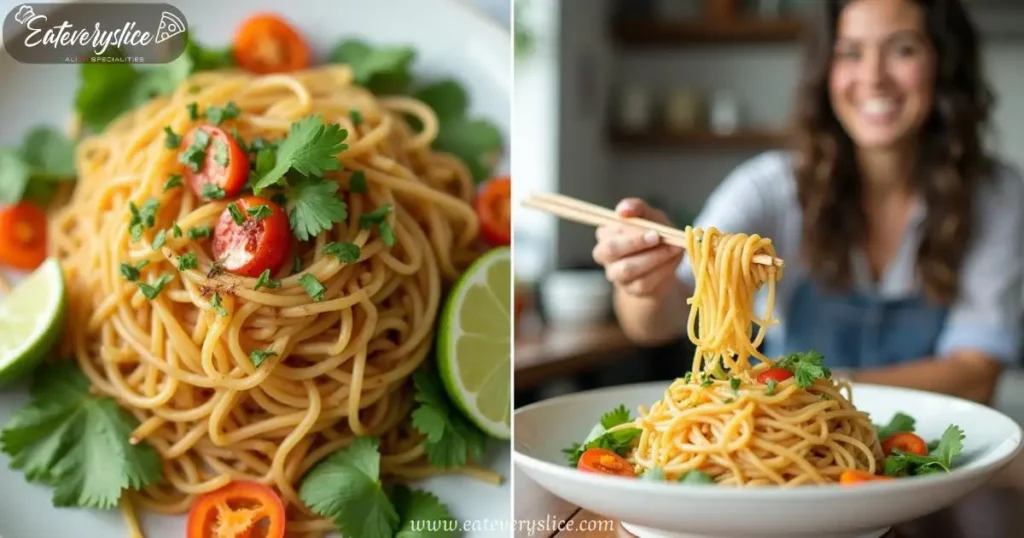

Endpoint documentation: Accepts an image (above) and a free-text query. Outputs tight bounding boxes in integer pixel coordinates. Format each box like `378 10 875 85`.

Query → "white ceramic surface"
0 0 511 536
514 382 1023 538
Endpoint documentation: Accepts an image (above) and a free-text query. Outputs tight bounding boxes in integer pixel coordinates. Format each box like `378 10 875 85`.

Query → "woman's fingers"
592 229 661 265
616 198 671 225
621 262 680 297
604 245 682 288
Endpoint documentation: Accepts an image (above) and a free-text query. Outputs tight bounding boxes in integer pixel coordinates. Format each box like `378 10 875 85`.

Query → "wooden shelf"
610 129 790 150
613 18 806 46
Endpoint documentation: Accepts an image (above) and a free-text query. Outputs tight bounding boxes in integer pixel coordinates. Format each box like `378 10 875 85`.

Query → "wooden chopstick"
521 192 785 268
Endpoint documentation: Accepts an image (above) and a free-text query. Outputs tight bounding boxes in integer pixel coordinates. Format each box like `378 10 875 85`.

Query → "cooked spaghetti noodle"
49 64 497 534
615 227 883 486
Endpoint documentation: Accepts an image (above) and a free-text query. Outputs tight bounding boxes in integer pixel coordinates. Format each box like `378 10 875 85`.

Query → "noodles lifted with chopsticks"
614 227 883 486
51 64 493 534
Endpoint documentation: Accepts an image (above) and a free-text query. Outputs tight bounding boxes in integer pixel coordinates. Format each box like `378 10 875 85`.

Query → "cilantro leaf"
163 127 182 149
432 117 502 184
641 467 665 481
249 349 276 368
323 242 361 263
246 204 272 221
299 437 399 538
415 80 468 121
299 274 326 302
179 128 210 172
128 199 159 242
410 366 487 469
932 424 965 468
776 351 831 388
0 149 33 204
21 127 76 180
286 178 348 241
253 116 348 192
765 378 777 395
137 273 174 300
349 171 368 194
0 362 162 508
875 412 916 442
200 183 225 200
392 485 456 538
210 293 228 316
187 226 211 240
730 377 741 394
349 109 363 126
680 470 715 484
227 202 245 225
177 252 198 271
330 40 416 94
212 138 230 168
118 260 148 282
163 174 183 191
151 229 167 250
562 405 641 467
205 101 240 125
600 404 632 429
254 269 281 291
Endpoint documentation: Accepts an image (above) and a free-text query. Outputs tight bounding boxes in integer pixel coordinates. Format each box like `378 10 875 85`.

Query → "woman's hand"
592 198 684 297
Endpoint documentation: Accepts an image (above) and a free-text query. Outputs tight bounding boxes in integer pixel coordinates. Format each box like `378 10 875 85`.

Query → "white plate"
514 382 1023 538
0 0 511 536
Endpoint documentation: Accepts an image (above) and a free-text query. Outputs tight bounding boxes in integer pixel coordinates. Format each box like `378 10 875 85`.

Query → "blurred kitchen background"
511 0 1024 422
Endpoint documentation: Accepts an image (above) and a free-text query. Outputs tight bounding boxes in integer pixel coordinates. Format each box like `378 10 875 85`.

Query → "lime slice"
437 247 511 439
0 258 67 386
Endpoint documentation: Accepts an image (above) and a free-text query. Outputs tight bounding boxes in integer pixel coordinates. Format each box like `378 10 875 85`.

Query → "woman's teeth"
861 98 898 121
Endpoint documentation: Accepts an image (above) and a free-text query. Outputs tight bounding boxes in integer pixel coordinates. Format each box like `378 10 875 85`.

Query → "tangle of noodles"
613 227 883 486
50 64 499 535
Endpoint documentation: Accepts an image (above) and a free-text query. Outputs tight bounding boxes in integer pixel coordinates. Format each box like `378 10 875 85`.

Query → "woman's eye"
892 44 918 57
834 49 860 61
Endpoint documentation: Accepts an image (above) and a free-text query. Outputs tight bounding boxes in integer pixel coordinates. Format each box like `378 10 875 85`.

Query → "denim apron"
765 279 949 369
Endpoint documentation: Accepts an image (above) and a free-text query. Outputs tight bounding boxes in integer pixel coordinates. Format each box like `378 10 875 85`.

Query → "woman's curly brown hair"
793 0 994 303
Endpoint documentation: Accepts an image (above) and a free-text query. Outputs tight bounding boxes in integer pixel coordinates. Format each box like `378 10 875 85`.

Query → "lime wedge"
0 258 66 387
437 247 511 439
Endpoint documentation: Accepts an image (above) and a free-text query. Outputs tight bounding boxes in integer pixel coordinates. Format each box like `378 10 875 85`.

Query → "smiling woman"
0 7 511 538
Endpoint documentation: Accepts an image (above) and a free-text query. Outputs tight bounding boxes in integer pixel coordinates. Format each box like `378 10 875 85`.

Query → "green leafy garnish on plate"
875 412 916 442
883 424 965 477
562 404 641 467
410 365 488 469
776 350 831 388
0 362 162 509
680 470 716 484
0 127 77 205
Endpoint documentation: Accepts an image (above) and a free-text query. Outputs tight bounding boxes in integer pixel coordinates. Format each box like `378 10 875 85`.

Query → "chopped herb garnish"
251 115 349 192
249 349 277 368
285 177 349 241
227 202 245 225
187 84 201 94
177 252 198 271
349 109 363 125
291 254 302 274
254 269 281 291
700 374 713 388
349 171 368 194
210 293 228 316
163 174 183 191
323 242 360 263
178 128 210 172
137 273 174 300
682 371 693 383
271 193 287 206
118 260 148 282
205 101 240 125
776 351 832 388
765 379 777 396
186 102 200 120
359 204 392 229
679 470 715 484
875 413 916 442
299 274 326 302
128 199 159 242
151 229 167 250
207 262 224 278
729 377 740 394
212 138 229 168
172 223 182 238
163 126 181 149
377 221 395 246
200 183 225 199
187 226 211 240
246 204 272 221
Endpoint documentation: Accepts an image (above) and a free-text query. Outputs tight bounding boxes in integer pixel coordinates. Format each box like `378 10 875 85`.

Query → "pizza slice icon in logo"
155 11 186 44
